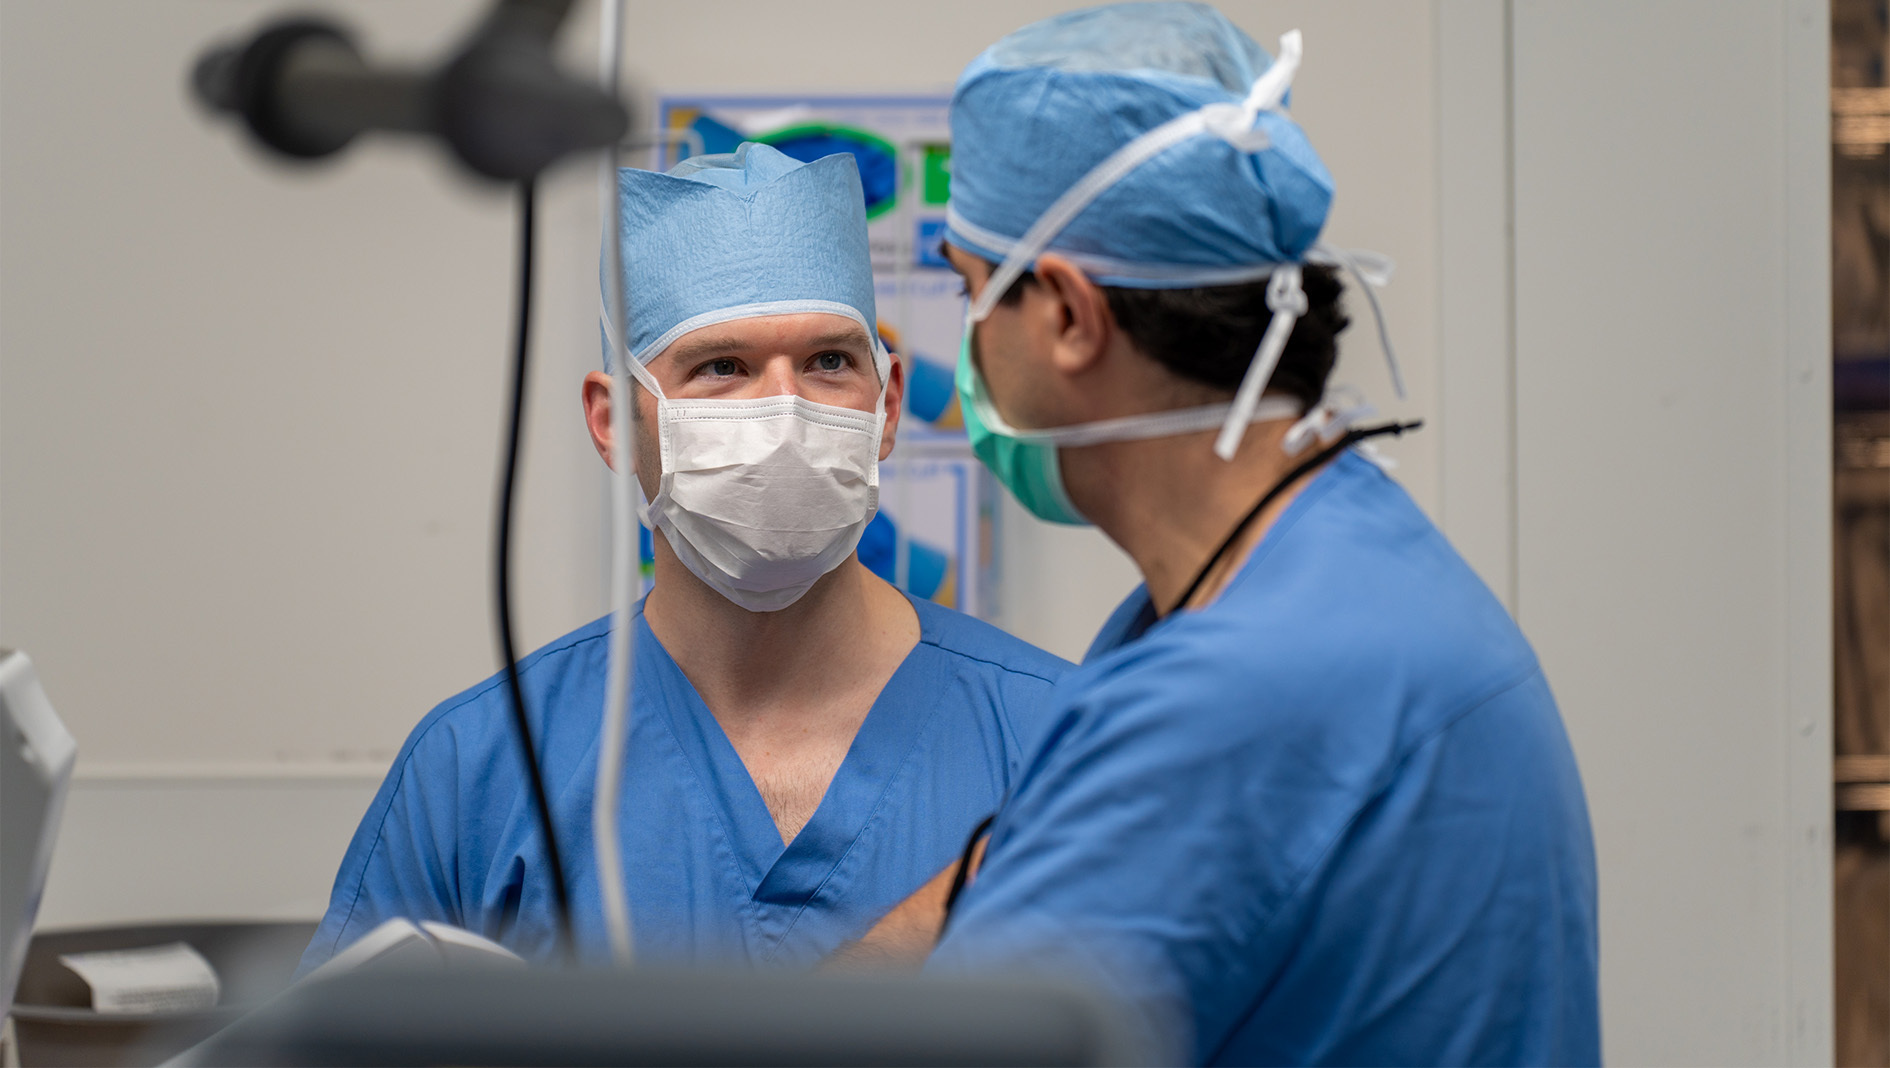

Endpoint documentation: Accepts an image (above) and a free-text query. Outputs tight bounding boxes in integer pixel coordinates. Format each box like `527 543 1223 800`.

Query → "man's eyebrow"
664 334 752 362
802 328 873 352
666 327 872 364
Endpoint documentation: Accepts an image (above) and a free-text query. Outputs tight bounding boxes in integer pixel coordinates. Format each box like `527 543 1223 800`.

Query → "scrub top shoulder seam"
924 635 1067 751
905 599 1070 775
912 627 1069 686
426 619 614 726
925 648 1065 687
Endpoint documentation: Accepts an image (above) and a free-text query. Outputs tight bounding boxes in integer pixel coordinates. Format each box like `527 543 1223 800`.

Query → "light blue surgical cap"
611 142 878 367
946 2 1334 288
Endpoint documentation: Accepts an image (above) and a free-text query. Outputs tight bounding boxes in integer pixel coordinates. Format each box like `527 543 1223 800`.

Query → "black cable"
495 177 574 961
1168 420 1423 616
940 813 997 936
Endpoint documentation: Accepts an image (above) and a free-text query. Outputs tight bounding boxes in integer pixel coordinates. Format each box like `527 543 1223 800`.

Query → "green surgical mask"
956 331 1087 525
954 322 1305 527
952 325 1307 525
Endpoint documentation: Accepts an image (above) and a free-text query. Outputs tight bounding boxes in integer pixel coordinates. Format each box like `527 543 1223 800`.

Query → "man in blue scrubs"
884 5 1601 1064
299 143 1067 972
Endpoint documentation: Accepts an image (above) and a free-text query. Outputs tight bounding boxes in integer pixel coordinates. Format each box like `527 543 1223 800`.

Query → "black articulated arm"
191 0 627 180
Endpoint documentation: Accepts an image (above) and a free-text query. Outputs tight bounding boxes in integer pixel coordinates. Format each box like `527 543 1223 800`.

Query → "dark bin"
8 920 316 1067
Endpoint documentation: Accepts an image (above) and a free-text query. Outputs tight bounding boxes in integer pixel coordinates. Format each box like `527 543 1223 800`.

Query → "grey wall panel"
1511 2 1831 1062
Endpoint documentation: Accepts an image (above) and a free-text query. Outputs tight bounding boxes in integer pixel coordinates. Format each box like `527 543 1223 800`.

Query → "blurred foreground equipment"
189 0 627 180
170 966 1146 1067
10 921 316 1068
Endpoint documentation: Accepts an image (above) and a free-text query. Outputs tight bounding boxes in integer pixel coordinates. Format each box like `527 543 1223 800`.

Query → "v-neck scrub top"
930 453 1600 1066
298 595 1069 973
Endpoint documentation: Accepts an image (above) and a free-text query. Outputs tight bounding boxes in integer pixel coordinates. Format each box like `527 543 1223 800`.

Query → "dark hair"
991 264 1349 410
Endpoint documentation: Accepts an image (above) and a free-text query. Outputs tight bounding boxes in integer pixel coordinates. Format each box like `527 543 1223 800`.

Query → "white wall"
2 0 611 928
1503 1 1832 1063
0 1 1837 1064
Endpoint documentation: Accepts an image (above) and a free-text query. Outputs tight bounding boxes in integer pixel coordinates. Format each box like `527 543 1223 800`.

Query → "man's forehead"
656 314 873 364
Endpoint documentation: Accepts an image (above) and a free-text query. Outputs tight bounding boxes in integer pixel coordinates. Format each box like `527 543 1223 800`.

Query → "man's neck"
1062 418 1323 615
641 547 920 730
642 544 920 844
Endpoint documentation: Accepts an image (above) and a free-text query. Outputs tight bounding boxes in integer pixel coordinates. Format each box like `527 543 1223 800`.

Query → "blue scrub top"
931 452 1600 1066
300 594 1068 974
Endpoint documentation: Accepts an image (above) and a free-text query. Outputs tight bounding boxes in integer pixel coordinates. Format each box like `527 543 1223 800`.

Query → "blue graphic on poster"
654 95 965 443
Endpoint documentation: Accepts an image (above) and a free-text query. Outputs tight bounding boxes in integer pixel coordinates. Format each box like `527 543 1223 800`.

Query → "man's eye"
707 358 739 377
814 352 849 372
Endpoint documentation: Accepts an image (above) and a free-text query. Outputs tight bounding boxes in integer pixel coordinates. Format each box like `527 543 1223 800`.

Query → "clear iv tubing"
593 0 637 966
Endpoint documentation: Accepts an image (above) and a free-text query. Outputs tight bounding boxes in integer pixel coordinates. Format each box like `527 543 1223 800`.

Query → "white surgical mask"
626 339 887 613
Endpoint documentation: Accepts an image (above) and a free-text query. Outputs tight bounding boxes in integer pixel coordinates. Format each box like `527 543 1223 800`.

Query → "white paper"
419 921 526 967
58 941 219 1015
304 918 525 982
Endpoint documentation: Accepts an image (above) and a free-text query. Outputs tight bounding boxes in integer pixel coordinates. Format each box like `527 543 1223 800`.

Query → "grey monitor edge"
1 648 78 1014
168 965 1151 1067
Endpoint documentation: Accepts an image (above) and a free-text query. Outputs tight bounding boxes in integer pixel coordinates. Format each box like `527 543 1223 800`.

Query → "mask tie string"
1199 28 1301 151
1228 240 1406 461
1283 384 1375 457
599 307 666 524
1214 265 1305 460
1309 244 1404 401
967 31 1306 326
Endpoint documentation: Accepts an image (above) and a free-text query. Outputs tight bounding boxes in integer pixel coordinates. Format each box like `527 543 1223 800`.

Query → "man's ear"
879 353 906 462
1030 253 1113 376
582 370 615 467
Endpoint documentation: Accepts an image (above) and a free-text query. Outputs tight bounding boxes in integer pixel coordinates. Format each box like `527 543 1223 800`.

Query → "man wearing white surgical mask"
299 143 1069 972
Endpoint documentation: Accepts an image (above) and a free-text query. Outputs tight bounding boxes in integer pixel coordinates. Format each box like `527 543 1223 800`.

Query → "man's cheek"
632 418 661 492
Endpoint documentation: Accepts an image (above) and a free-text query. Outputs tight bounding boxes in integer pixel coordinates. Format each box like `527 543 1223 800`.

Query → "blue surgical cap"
945 2 1334 288
611 142 878 367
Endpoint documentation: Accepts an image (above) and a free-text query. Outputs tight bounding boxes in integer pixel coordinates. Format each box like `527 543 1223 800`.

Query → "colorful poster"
866 451 1000 620
653 94 968 443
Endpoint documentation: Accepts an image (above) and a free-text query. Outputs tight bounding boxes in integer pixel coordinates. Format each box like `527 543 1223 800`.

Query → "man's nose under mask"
639 389 885 612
